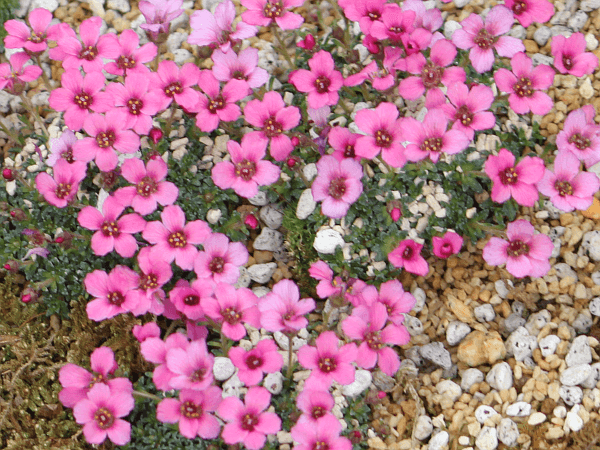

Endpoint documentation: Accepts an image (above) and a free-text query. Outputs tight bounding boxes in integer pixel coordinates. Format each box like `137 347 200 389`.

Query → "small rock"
508 25 526 40
475 405 499 424
313 229 345 254
443 20 461 39
222 373 243 398
436 380 462 402
486 362 513 391
260 205 283 229
508 327 537 362
475 304 496 322
554 263 578 280
405 346 424 366
458 330 506 366
525 310 551 335
565 406 584 432
582 362 600 389
540 335 561 357
498 418 519 447
554 406 567 418
506 402 532 417
560 364 593 387
446 321 471 346
412 287 426 313
404 315 424 336
248 191 269 206
264 371 283 395
528 412 546 426
372 369 397 392
107 0 130 13
580 78 595 100
559 386 583 406
531 53 554 67
247 263 277 284
429 431 449 450
476 426 498 450
29 0 58 13
296 189 316 219
568 10 588 32
461 368 484 391
580 0 600 11
511 300 525 315
413 415 433 440
495 280 510 298
273 331 307 351
572 313 592 334
342 369 372 398
504 314 526 334
453 0 469 7
566 335 592 367
581 231 600 261
253 228 284 252
234 267 251 288
206 208 222 224
213 357 236 381
533 26 552 46
589 297 600 316
420 342 452 370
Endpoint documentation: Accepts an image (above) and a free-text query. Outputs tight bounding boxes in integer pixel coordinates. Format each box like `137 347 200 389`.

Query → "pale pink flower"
212 47 268 89
494 52 554 115
194 71 248 132
296 389 336 424
504 0 554 28
149 60 200 111
452 6 525 73
308 260 343 299
556 108 600 168
104 29 157 76
339 0 386 35
140 332 190 391
35 159 87 208
4 8 61 55
84 266 140 321
130 247 171 316
311 155 363 219
537 151 600 213
388 239 429 276
229 339 284 385
344 46 404 91
289 50 343 109
132 321 161 343
202 283 260 340
551 33 599 77
291 412 352 450
47 129 78 166
432 231 464 259
139 0 184 42
73 383 134 445
166 339 215 390
0 51 42 93
482 219 553 278
328 127 361 161
193 232 249 284
377 280 416 326
258 279 315 333
484 148 545 206
169 278 214 321
241 0 304 30
156 387 222 439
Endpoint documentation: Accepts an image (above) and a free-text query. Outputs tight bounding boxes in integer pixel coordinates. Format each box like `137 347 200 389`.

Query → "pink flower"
311 155 363 219
4 8 61 55
149 60 200 111
354 102 406 167
218 386 282 450
58 347 132 408
104 29 157 76
328 127 361 161
47 129 78 166
166 339 215 390
0 51 42 94
212 47 268 90
439 82 496 141
340 0 386 35
298 331 357 389
342 302 408 376
504 0 554 28
193 71 247 132
113 157 178 215
537 151 600 213
73 110 140 172
308 261 343 299
229 339 284 385
156 387 222 439
551 33 599 77
241 0 305 30
132 322 161 342
48 70 112 131
243 91 301 161
140 332 190 391
258 279 316 333
398 39 465 104
203 284 260 340
377 280 416 326
188 0 257 52
289 50 343 109
73 383 134 445
432 231 464 259
494 52 554 115
483 219 553 278
193 232 249 284
556 108 600 168
452 6 525 73
84 266 140 321
142 205 211 270
169 278 214 320
139 0 184 42
484 148 545 206
344 47 404 91
130 247 172 316
370 4 416 43
35 159 87 208
211 134 280 198
296 389 336 423
403 109 470 163
77 195 146 258
291 413 352 450
388 239 429 276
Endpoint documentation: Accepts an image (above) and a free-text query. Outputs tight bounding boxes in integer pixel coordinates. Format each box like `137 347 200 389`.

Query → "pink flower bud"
298 34 316 50
149 127 163 144
377 391 387 399
244 214 258 229
3 168 15 181
390 207 401 222
291 136 300 147
55 237 64 244
21 294 33 303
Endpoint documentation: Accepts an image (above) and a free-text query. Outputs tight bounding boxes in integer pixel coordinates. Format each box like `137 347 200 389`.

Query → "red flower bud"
149 127 163 144
244 214 258 229
390 207 401 222
55 237 65 244
2 168 15 181
298 34 316 50
287 157 298 169
291 136 300 147
377 391 387 399
21 294 33 303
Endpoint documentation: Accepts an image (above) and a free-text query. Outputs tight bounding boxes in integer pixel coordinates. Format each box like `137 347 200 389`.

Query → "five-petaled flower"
289 50 343 109
388 239 429 276
241 0 305 30
36 159 87 208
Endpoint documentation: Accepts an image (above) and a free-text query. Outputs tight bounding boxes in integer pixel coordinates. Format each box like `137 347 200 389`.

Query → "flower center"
136 176 158 197
318 357 337 373
180 401 201 418
455 105 473 126
168 231 187 248
94 407 114 429
263 117 283 138
74 92 92 109
88 373 107 388
421 137 442 153
79 45 98 61
55 182 72 199
367 11 381 21
101 220 120 237
107 291 125 306
117 55 136 69
28 32 44 44
344 144 355 158
245 354 263 369
375 129 392 148
127 98 143 115
222 307 241 324
314 76 331 94
235 159 257 181
231 69 247 81
263 1 283 19
184 294 200 306
512 1 527 15
312 406 327 419
209 256 225 273
568 133 590 150
402 246 413 260
513 77 533 98
366 331 383 350
421 62 443 89
190 367 207 382
507 240 529 257
499 167 518 185
388 24 404 34
313 441 330 450
208 95 226 113
241 413 259 431
164 82 183 97
474 29 497 50
96 131 116 149
562 55 574 70
554 180 573 197
328 176 347 200
139 273 159 290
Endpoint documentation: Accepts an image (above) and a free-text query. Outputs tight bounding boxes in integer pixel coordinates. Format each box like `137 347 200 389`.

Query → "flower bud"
54 237 64 244
349 431 362 445
377 391 387 399
149 127 163 144
21 287 38 303
387 201 402 222
297 34 316 50
2 168 15 181
244 214 258 229
3 260 19 272
290 136 300 147
390 207 401 222
10 209 27 221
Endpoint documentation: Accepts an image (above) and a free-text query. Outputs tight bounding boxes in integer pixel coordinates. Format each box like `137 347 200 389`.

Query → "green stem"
286 333 295 379
221 330 231 357
34 55 51 91
271 24 295 70
18 93 48 138
132 390 161 401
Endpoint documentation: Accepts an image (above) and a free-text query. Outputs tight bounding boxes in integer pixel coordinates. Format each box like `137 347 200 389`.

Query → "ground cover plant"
0 0 599 448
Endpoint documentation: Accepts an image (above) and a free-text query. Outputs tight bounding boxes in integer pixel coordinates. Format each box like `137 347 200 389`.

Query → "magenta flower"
73 383 134 445
188 0 258 52
339 0 386 35
193 232 249 284
243 91 301 161
113 157 178 215
504 0 554 28
296 389 336 423
149 60 200 111
308 260 343 299
311 155 363 219
229 339 284 385
484 148 545 206
0 51 42 93
142 205 211 270
47 129 78 166
439 82 496 141
482 219 553 278
194 71 248 132
140 332 190 391
494 52 554 115
354 102 406 168
139 0 184 42
58 347 132 408
84 266 140 321
328 127 361 162
218 386 282 450
77 195 146 258
452 6 525 73
35 159 87 208
551 33 599 77
212 47 268 89
157 387 222 439
166 339 215 391
258 279 316 333
104 29 157 76
345 47 404 91
403 109 470 163
432 231 464 259
203 283 260 340
211 134 280 198
291 412 352 450
370 4 416 44
556 108 600 168
132 321 161 343
4 8 61 55
342 302 408 376
298 331 357 389
241 0 304 30
537 151 600 213
377 280 416 326
169 278 214 321
388 239 429 277
398 39 465 104
130 247 172 316
48 70 112 131
289 50 343 109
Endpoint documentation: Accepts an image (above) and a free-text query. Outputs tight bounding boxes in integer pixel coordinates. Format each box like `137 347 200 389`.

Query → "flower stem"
132 390 161 401
271 24 296 71
18 93 48 138
34 55 52 91
286 333 294 379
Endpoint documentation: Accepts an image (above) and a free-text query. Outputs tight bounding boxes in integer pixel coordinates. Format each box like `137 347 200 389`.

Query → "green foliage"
0 0 18 47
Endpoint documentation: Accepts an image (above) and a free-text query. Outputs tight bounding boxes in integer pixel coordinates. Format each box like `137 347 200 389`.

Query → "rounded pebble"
486 362 513 391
